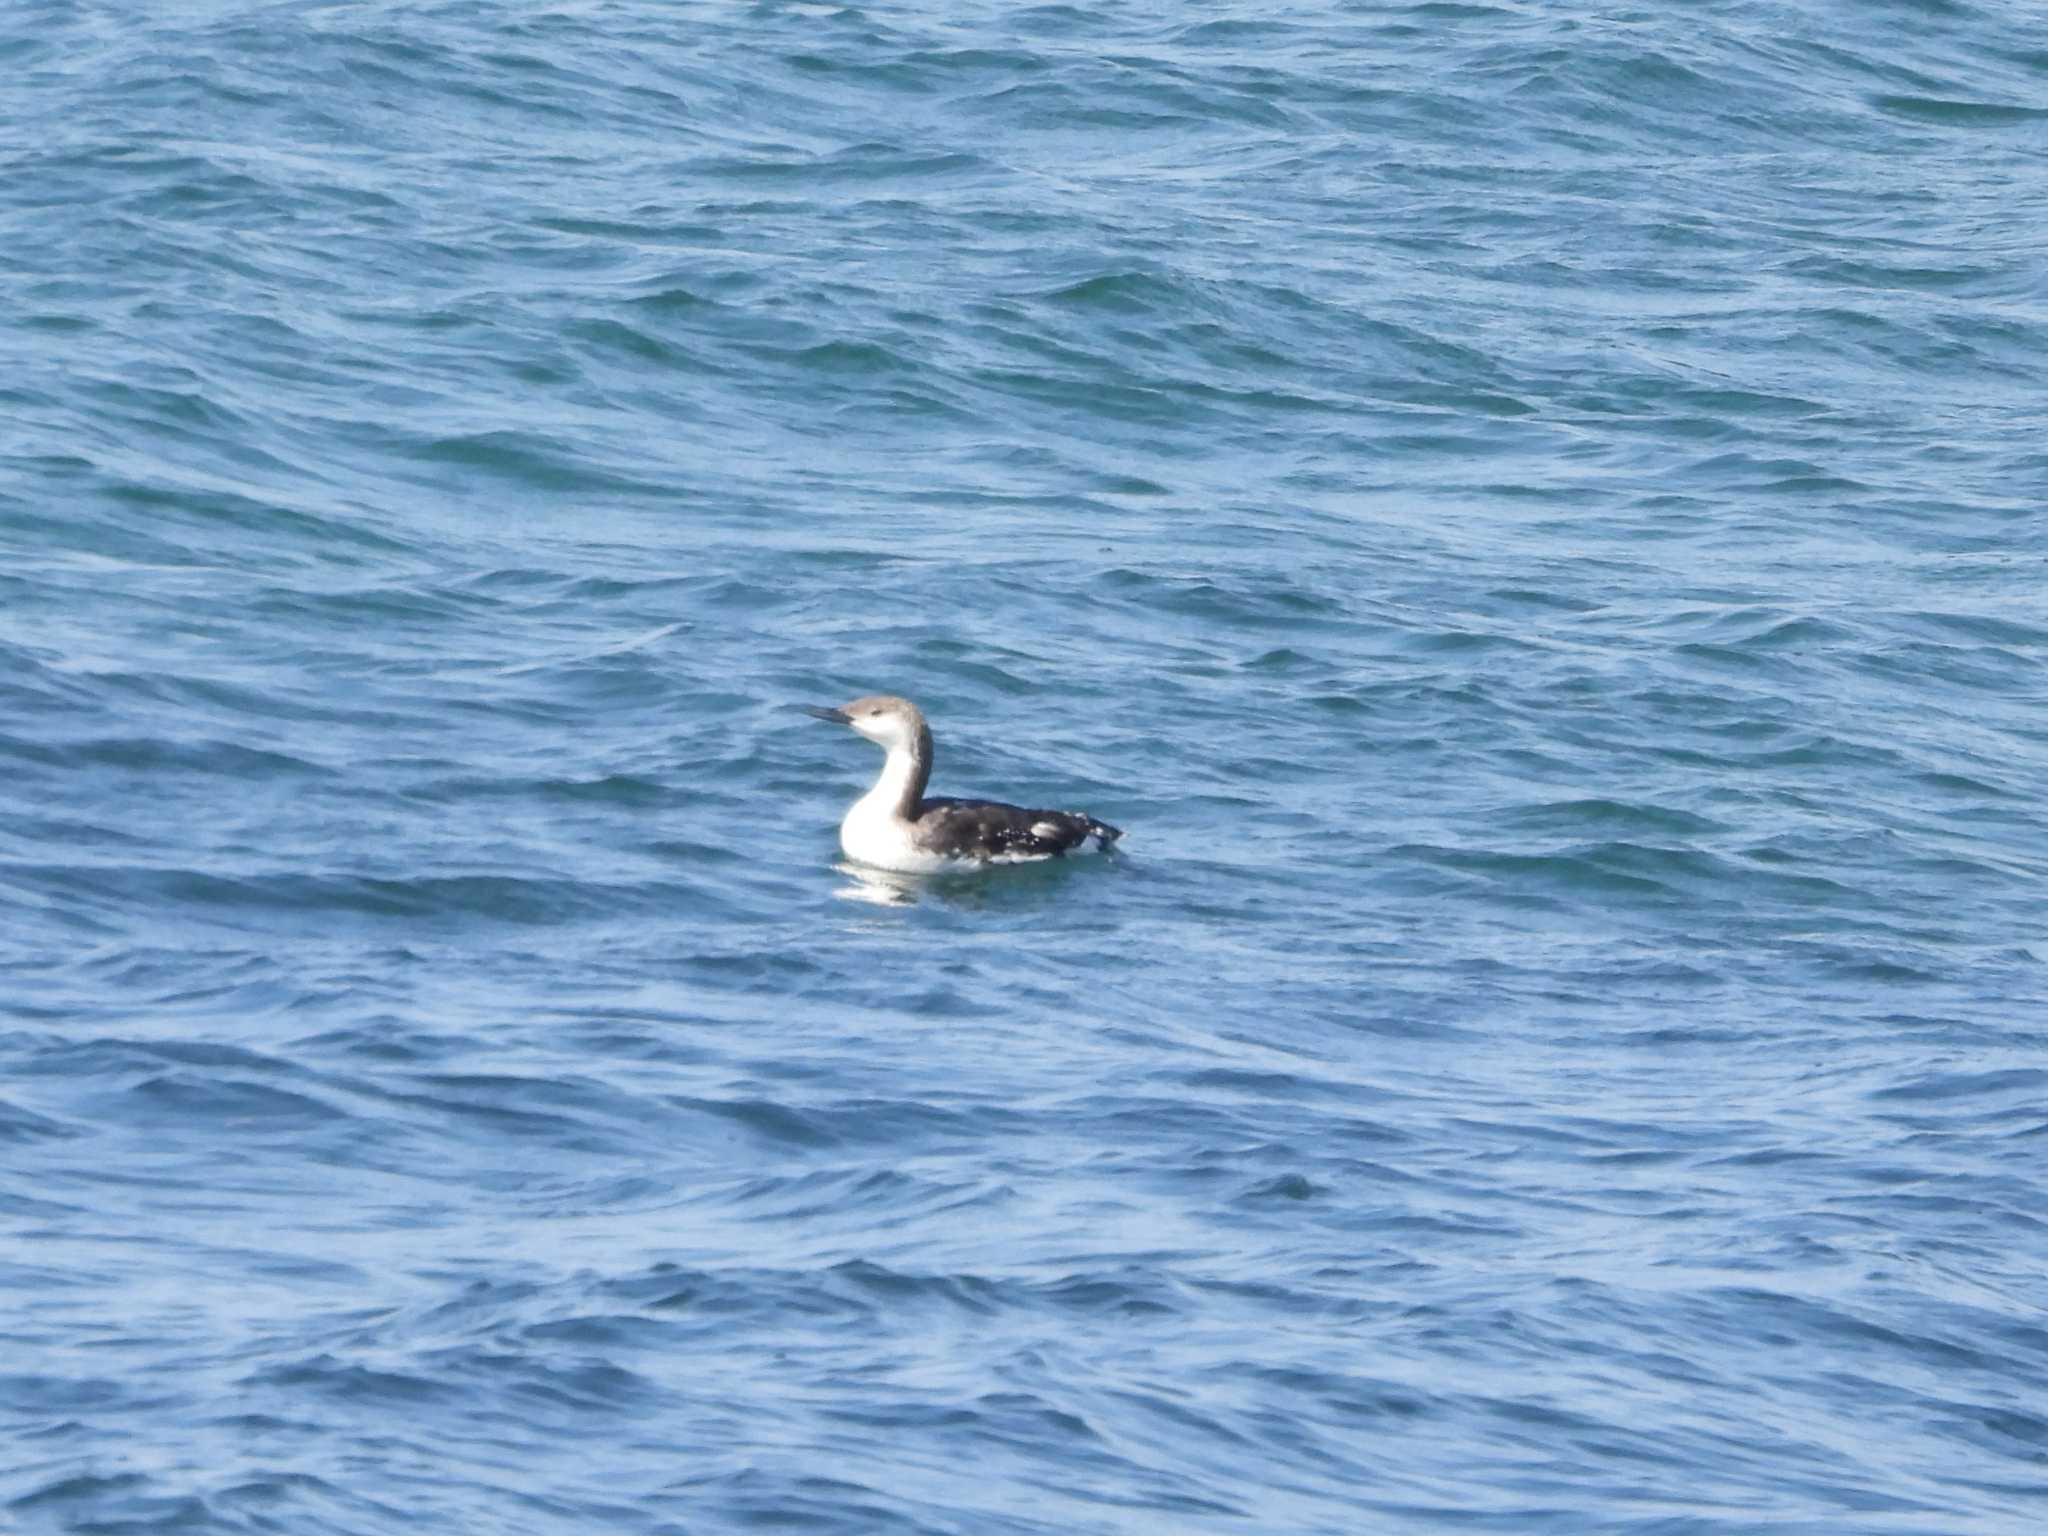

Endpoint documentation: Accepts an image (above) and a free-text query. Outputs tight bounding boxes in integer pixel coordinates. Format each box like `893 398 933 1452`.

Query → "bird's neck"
859 738 931 821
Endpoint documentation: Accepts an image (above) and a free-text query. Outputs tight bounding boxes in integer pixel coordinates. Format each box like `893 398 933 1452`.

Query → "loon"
804 694 1124 873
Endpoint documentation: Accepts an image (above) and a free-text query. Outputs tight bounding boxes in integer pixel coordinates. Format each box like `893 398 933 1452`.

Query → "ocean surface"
5 2 2048 1532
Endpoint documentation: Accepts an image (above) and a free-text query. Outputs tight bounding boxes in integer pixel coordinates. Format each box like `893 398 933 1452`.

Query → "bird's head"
803 694 929 754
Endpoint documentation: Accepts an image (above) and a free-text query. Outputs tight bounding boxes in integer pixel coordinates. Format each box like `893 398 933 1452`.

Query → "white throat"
840 745 933 870
852 745 921 823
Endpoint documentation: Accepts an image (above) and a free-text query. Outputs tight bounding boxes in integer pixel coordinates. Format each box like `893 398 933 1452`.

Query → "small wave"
1872 93 2048 125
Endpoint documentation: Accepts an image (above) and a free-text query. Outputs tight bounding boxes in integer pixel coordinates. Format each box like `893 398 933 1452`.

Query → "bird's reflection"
830 858 1089 910
832 861 922 906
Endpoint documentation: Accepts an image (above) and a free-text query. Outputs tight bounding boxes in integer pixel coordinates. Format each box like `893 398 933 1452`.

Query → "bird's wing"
911 798 1102 860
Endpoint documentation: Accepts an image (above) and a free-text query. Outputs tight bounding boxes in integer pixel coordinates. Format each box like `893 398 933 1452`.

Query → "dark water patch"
245 1354 465 1408
8 1471 156 1514
1872 94 2048 126
1497 798 1726 839
123 1071 348 1129
14 864 692 929
403 432 669 497
1869 1068 2048 1104
0 1098 76 1144
40 735 336 780
98 478 418 561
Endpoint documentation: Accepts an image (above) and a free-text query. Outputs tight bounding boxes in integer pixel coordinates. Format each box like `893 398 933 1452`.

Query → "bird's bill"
801 704 852 725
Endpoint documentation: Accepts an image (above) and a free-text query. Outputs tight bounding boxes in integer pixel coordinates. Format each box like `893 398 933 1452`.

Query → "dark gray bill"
801 705 851 724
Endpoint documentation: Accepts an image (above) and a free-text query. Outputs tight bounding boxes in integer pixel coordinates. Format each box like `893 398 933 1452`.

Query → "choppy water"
6 2 2048 1531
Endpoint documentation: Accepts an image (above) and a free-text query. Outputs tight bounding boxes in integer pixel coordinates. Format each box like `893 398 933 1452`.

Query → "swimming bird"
804 694 1124 873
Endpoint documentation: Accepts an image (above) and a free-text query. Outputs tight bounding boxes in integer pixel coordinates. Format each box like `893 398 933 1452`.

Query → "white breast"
841 796 952 874
838 743 958 874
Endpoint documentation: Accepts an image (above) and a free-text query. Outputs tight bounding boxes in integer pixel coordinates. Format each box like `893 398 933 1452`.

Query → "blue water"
6 2 2048 1531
